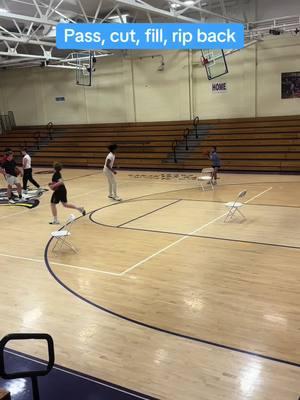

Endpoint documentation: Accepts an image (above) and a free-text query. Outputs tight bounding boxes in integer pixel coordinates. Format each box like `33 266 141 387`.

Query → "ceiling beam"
116 0 201 23
0 11 57 26
163 0 244 23
0 51 61 60
0 35 55 46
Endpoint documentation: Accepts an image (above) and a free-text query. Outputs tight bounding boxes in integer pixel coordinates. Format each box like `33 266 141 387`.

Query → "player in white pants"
103 144 121 201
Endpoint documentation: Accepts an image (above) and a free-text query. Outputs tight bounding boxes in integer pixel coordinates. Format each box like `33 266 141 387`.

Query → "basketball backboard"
201 49 228 80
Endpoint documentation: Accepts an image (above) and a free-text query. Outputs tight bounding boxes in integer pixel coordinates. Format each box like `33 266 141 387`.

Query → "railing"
171 116 201 163
183 128 191 150
193 116 200 139
172 139 178 163
0 333 55 400
34 131 41 150
47 122 54 140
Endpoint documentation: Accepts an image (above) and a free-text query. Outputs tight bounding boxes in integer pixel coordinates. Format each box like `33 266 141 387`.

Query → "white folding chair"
51 214 77 253
197 168 214 191
224 190 247 222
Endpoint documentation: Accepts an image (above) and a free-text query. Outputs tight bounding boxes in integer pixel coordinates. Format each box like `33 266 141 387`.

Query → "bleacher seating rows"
1 116 300 172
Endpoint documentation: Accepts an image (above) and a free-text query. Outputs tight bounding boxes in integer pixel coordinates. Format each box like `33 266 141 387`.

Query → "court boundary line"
90 188 300 251
44 239 300 369
120 187 272 276
4 349 157 400
0 253 120 276
42 184 300 369
117 199 181 228
91 219 300 250
130 196 300 209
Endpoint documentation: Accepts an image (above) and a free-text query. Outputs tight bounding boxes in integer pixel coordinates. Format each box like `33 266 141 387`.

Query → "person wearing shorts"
209 146 221 184
0 150 23 203
49 162 86 225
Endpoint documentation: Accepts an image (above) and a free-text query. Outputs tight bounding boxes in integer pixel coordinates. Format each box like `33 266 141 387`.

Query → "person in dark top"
48 162 86 225
209 146 221 184
0 150 23 203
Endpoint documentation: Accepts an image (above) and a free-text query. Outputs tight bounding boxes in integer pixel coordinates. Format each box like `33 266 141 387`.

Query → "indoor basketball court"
0 0 300 399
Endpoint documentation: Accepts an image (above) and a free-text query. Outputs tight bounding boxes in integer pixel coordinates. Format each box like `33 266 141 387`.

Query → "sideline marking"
0 253 120 276
120 187 272 275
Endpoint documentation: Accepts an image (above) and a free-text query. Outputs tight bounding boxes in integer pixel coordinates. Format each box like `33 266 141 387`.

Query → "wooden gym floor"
0 169 299 400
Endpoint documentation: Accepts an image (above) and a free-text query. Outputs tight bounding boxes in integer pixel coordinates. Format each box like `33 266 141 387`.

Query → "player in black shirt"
49 162 86 224
0 151 23 203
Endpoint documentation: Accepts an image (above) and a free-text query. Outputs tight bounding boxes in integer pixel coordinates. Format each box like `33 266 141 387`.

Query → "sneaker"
108 195 114 199
23 189 28 194
49 221 60 225
113 196 122 201
8 199 15 204
80 207 86 216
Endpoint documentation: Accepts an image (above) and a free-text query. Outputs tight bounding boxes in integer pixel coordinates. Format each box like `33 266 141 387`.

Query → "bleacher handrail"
34 131 41 150
172 139 178 163
171 118 201 162
193 116 200 139
183 128 190 151
46 122 54 140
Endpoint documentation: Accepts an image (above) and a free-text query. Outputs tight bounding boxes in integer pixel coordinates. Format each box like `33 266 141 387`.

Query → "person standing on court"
209 146 221 184
21 148 41 193
0 150 23 203
103 144 121 201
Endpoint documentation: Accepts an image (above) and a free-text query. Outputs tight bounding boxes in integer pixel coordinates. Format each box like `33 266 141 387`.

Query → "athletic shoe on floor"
108 195 114 199
49 221 60 225
113 196 122 201
80 207 86 216
8 199 15 204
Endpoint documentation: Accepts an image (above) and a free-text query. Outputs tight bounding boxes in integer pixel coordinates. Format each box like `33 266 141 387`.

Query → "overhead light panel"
107 14 129 23
170 2 181 9
183 0 195 5
0 8 9 13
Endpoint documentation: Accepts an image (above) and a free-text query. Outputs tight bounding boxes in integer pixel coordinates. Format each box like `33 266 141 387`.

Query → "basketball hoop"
201 50 228 80
75 52 93 86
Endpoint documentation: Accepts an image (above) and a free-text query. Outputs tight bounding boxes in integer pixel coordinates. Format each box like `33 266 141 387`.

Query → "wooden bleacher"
175 116 300 172
1 116 300 172
1 121 193 169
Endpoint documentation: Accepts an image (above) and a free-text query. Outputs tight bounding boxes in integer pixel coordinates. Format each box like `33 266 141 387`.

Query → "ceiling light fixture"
170 2 181 8
107 14 129 23
0 8 9 13
183 0 195 6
